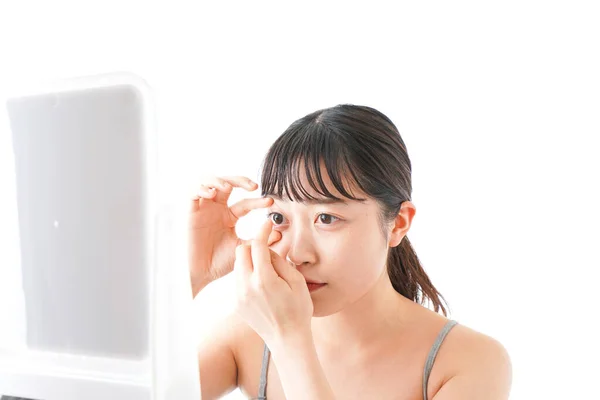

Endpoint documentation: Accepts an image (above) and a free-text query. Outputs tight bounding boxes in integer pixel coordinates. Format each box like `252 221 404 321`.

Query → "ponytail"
387 236 449 316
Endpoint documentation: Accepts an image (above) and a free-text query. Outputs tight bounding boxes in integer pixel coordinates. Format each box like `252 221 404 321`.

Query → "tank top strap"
257 320 458 400
423 320 459 400
257 342 271 400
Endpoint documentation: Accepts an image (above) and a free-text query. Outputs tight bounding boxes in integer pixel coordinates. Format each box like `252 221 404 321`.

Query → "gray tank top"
255 319 458 400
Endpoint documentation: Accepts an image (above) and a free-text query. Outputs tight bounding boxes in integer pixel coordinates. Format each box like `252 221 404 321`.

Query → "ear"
388 201 416 247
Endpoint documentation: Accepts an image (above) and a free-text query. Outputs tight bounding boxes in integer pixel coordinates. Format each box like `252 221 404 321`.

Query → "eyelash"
266 212 340 226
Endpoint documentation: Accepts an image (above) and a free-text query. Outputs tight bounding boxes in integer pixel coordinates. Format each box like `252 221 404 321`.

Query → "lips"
306 281 327 292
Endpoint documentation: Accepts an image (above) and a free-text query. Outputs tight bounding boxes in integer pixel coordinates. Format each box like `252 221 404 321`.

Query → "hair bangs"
261 121 366 203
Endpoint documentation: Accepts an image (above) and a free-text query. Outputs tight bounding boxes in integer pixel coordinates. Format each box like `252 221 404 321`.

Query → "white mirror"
7 77 152 360
0 73 199 400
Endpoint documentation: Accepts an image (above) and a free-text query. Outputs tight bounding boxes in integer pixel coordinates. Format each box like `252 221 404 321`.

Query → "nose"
282 224 317 267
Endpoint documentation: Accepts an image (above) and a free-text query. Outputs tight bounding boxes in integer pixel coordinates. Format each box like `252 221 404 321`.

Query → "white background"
1 1 599 399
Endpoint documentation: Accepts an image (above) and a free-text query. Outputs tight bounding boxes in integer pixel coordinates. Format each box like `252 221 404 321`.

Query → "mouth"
306 281 327 292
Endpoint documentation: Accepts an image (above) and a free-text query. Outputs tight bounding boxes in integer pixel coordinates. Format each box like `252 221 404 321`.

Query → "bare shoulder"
432 321 513 399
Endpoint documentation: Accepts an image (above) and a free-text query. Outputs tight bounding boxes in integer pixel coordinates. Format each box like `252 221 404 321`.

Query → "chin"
311 300 346 318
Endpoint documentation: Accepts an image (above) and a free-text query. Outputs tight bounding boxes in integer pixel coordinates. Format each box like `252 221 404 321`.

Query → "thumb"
241 230 281 247
269 250 304 288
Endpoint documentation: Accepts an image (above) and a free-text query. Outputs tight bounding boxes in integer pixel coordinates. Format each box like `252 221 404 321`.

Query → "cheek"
326 229 387 285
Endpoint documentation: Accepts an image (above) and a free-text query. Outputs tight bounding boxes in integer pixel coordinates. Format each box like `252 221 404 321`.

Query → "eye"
267 212 286 225
317 213 339 225
267 212 340 226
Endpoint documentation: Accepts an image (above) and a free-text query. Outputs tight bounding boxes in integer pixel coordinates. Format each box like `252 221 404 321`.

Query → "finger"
201 176 259 204
216 176 260 204
189 186 217 212
251 219 277 282
200 176 234 204
230 197 274 219
234 244 253 284
197 184 218 198
270 251 304 289
220 176 259 191
268 229 282 246
240 230 281 247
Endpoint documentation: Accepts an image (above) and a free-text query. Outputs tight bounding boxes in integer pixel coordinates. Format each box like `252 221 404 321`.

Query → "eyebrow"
268 195 349 206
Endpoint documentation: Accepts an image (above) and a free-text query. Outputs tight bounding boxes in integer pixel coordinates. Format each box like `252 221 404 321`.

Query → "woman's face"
266 173 393 317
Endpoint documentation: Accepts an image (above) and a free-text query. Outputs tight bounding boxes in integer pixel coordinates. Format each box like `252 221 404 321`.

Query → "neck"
311 270 413 355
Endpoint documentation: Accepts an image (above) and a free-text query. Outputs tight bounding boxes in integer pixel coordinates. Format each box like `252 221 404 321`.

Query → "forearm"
268 330 336 400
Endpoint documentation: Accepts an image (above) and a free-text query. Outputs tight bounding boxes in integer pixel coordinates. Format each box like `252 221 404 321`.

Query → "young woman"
190 105 512 400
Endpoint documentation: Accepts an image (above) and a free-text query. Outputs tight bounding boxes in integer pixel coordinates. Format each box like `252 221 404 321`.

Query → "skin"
195 171 512 399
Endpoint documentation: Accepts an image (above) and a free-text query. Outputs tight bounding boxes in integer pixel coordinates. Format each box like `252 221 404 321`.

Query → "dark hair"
259 104 449 316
